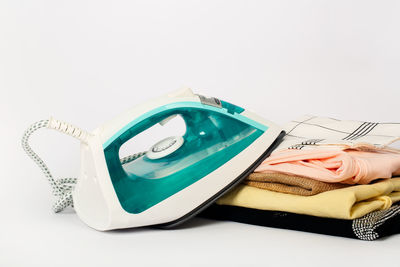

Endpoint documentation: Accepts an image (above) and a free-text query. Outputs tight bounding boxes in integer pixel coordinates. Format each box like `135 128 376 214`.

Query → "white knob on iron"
146 136 184 159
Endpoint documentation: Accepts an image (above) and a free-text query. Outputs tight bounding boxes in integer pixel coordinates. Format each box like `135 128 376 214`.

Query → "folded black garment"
198 204 400 241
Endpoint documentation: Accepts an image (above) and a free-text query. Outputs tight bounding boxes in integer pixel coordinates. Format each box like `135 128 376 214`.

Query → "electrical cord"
22 118 145 212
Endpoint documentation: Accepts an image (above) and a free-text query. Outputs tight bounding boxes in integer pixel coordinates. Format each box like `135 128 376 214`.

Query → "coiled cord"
22 118 145 213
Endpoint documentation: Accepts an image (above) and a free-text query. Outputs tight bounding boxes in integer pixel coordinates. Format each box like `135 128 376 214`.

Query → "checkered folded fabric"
352 204 400 240
199 204 400 241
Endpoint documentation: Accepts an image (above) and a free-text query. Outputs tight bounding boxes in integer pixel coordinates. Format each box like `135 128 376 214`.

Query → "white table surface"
2 1 400 266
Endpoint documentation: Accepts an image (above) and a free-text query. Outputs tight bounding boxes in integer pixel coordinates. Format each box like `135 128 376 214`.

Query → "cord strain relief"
48 117 92 143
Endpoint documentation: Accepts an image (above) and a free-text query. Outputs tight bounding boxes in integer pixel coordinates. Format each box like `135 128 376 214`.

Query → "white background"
1 1 400 266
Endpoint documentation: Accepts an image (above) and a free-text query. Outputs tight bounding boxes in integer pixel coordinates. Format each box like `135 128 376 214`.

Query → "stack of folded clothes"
200 115 400 240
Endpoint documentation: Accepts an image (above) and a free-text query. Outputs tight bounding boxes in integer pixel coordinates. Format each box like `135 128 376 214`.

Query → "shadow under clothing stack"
199 116 400 240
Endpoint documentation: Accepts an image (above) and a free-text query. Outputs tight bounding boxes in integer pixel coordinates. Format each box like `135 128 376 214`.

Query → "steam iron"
22 88 285 230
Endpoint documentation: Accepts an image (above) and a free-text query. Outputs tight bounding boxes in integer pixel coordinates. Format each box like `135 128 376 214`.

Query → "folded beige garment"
244 172 348 196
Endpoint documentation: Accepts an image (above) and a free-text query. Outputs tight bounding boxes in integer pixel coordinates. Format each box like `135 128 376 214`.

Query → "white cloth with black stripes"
278 115 400 152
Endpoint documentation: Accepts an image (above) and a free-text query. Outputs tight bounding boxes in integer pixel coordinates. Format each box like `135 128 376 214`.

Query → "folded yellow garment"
217 178 400 220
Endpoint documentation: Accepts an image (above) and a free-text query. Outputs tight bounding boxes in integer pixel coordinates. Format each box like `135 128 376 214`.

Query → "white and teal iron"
22 88 285 231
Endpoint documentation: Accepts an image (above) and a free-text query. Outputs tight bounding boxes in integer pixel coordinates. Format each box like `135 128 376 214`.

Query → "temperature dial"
146 136 184 159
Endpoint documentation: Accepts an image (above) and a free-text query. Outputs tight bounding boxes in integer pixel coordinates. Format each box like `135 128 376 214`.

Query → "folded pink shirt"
255 149 400 184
